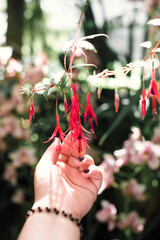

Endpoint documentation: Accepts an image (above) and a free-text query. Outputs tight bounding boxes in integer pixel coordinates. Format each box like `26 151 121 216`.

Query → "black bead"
38 207 42 212
62 211 67 217
46 207 51 212
71 217 74 221
30 209 35 213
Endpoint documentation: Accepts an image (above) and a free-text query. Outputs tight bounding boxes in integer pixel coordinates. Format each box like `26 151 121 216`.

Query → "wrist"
33 198 81 220
26 206 84 238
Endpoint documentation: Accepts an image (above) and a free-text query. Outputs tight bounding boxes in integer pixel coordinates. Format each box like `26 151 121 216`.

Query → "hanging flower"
29 100 35 123
152 95 157 120
67 84 81 131
72 124 90 153
72 84 80 113
84 92 98 137
147 67 160 102
44 114 65 151
69 96 80 131
115 92 119 113
140 89 146 120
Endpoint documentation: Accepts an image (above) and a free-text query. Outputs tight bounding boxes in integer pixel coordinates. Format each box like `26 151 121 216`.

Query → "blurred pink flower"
9 147 37 168
152 127 160 144
114 127 160 169
0 116 30 140
121 179 146 201
114 127 142 166
98 154 120 193
34 52 48 67
130 141 160 169
22 65 45 85
117 212 146 234
0 99 14 116
11 85 27 114
6 58 23 78
11 189 25 204
3 164 17 185
95 200 117 231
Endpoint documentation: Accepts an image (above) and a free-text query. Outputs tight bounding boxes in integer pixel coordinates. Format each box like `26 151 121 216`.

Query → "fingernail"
77 156 84 161
82 169 90 174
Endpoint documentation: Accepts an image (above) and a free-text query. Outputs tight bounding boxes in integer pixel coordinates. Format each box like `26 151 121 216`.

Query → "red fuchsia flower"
69 96 80 131
72 84 80 113
72 124 90 153
67 85 81 131
115 93 119 113
44 114 65 151
84 92 98 137
147 67 160 102
29 101 35 123
140 89 146 120
152 95 157 120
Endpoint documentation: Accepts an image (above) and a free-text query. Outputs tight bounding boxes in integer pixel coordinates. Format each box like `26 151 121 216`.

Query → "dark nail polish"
77 156 84 161
82 169 90 174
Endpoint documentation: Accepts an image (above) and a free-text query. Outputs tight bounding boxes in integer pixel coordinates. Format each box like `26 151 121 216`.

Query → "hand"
33 132 102 220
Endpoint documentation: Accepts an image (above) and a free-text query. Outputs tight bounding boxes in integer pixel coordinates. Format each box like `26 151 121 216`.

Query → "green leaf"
147 19 160 26
72 63 97 69
44 85 50 100
59 73 69 95
77 40 97 52
80 33 109 41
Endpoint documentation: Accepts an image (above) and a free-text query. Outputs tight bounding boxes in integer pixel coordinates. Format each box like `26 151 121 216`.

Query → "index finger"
58 131 86 163
40 138 61 165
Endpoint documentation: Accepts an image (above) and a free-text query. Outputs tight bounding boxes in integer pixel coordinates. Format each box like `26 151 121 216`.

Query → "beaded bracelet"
26 207 84 238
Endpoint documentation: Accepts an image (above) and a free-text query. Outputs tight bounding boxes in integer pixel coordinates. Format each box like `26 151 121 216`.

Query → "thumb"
40 138 61 165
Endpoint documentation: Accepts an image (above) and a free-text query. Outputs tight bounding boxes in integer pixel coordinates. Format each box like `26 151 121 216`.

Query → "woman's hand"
33 132 102 220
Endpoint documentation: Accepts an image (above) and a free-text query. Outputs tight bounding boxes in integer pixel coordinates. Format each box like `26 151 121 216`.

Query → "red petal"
141 89 146 120
152 95 157 120
44 114 65 143
115 94 119 113
29 101 35 123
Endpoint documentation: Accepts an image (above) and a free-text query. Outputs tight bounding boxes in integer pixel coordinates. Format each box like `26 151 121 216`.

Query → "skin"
18 132 102 240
